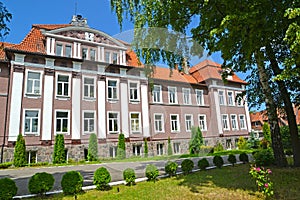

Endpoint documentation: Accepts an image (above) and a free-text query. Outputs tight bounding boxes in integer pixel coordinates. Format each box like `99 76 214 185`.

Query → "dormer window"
85 32 94 41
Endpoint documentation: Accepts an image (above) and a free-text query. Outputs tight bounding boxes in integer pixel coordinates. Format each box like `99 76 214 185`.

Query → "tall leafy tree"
88 133 98 161
117 133 126 159
13 134 26 167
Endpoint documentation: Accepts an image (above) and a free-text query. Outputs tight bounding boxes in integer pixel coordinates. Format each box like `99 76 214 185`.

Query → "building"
0 16 251 163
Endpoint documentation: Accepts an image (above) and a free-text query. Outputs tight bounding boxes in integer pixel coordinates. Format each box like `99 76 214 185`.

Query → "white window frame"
222 114 230 130
83 110 96 134
133 144 142 156
173 143 180 154
170 114 180 132
65 45 72 58
107 111 120 134
227 91 235 106
195 89 204 106
157 143 164 155
55 43 63 56
168 86 178 104
112 52 119 64
55 110 70 135
152 85 162 103
182 88 191 105
105 51 111 63
235 92 244 107
154 113 164 133
218 90 226 105
185 114 193 132
23 109 40 135
198 114 207 131
130 112 141 134
239 114 247 130
107 79 119 101
83 76 96 99
90 48 96 61
25 70 43 96
56 73 71 98
109 146 117 158
230 114 239 130
128 81 140 102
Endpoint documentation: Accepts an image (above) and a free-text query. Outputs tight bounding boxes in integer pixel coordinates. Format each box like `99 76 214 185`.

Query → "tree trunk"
255 51 287 167
266 45 300 167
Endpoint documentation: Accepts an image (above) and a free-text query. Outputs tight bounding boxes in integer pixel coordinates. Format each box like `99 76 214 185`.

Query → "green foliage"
167 137 172 156
181 159 194 174
253 148 275 167
123 168 136 186
280 125 300 151
199 146 214 155
0 162 13 169
228 154 237 166
189 126 203 154
239 152 249 164
61 171 83 197
164 161 178 177
94 167 111 190
0 2 12 39
262 123 271 144
13 134 26 167
145 164 159 182
28 172 54 195
53 134 66 164
247 132 260 149
198 158 209 170
213 155 224 168
88 133 98 161
237 137 248 150
0 178 17 200
117 133 126 159
249 165 274 197
213 142 224 152
144 138 148 158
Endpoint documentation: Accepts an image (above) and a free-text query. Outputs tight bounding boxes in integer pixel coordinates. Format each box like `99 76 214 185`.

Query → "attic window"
85 32 94 42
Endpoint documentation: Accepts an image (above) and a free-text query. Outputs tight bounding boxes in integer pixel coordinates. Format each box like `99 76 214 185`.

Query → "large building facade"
0 16 251 163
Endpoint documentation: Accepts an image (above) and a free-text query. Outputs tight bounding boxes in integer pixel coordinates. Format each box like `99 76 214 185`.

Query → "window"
82 48 87 60
226 139 232 150
185 114 193 132
57 74 69 97
26 71 41 95
198 115 207 131
90 49 96 61
65 45 72 57
196 89 204 105
231 114 238 130
157 144 164 155
239 115 247 130
107 80 118 100
83 77 95 98
109 146 117 158
130 113 141 133
56 44 62 56
26 151 37 164
105 52 110 63
227 91 234 106
113 53 118 64
24 110 39 134
173 143 180 154
56 111 69 134
219 90 225 105
222 114 230 130
83 111 95 134
133 145 142 156
154 114 164 132
236 92 243 106
129 82 139 101
108 112 119 134
153 85 162 103
170 114 180 132
168 86 177 104
182 88 191 104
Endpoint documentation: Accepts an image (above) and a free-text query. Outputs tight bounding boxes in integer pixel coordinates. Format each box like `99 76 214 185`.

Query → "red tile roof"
0 42 14 60
151 67 198 84
32 24 71 30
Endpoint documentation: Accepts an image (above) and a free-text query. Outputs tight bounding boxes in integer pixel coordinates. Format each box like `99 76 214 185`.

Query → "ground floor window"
157 143 164 155
109 146 117 158
226 139 232 150
133 145 142 156
26 151 37 164
84 149 88 160
173 143 180 154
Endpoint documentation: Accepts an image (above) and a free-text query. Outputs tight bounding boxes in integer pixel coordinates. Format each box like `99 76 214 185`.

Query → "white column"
101 47 105 62
50 38 55 55
97 78 106 139
120 79 129 137
213 90 223 135
77 43 81 59
72 77 81 139
8 71 24 141
46 38 51 55
141 82 150 137
73 42 77 58
244 100 252 132
42 75 54 140
97 46 101 62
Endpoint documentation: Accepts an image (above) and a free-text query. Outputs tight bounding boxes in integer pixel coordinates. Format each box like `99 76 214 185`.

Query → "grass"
28 164 300 200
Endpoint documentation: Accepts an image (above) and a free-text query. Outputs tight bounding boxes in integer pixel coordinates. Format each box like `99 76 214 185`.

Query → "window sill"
129 100 140 104
109 132 119 134
131 132 142 134
56 96 70 100
83 97 96 101
24 133 39 136
25 93 41 98
55 132 69 135
171 131 180 133
107 99 119 103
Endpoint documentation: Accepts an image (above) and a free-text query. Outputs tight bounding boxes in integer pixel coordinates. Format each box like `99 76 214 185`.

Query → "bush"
145 164 159 182
117 133 126 159
253 148 275 166
94 167 111 190
61 171 83 197
144 138 148 158
29 162 49 167
28 172 54 195
198 158 209 170
0 162 13 169
88 133 98 161
239 152 249 164
214 142 224 152
237 136 248 150
181 159 194 174
0 178 17 200
199 146 214 155
123 168 136 186
165 161 178 177
14 134 26 167
189 126 203 154
53 134 66 164
213 155 224 168
167 137 173 156
228 154 237 166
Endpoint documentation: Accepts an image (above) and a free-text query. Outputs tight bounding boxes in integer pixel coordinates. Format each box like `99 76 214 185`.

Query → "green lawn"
30 164 300 200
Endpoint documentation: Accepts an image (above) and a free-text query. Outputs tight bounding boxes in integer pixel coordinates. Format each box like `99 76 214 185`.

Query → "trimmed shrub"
28 172 54 195
237 136 248 150
94 167 111 190
181 159 194 174
123 168 136 186
0 178 17 200
228 154 237 166
144 138 148 158
88 133 98 161
253 148 275 166
13 134 26 167
165 161 178 177
239 152 249 164
213 155 224 168
0 162 13 169
145 164 159 182
117 133 126 159
199 146 214 155
61 171 83 198
198 158 209 170
53 134 66 164
167 137 173 156
214 142 224 152
189 126 203 154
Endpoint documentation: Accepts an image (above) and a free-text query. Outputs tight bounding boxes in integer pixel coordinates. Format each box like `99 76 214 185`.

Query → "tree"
237 136 248 150
13 134 26 167
262 123 272 145
0 2 12 40
117 133 126 159
167 137 172 156
53 134 66 164
144 138 148 158
189 126 203 155
87 133 98 161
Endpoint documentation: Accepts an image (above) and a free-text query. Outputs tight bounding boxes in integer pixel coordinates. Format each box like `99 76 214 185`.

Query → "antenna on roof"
74 1 77 16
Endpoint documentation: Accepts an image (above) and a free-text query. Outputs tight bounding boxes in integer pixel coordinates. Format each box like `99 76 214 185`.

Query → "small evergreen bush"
94 167 111 190
0 178 17 200
239 152 249 163
53 134 66 164
0 162 13 169
253 148 275 166
145 164 159 182
123 168 136 186
61 171 83 198
144 138 148 158
198 158 209 170
228 154 237 166
237 136 248 149
199 146 214 155
13 134 26 167
28 172 54 195
189 126 204 154
165 161 178 176
213 155 224 168
88 133 98 161
167 137 173 156
181 159 194 174
214 142 224 152
117 133 126 159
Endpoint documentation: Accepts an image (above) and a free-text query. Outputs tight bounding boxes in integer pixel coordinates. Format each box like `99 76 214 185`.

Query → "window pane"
57 112 68 118
84 112 94 118
65 45 72 57
84 78 94 84
62 119 68 132
56 119 61 131
26 111 38 117
57 83 63 95
25 119 30 132
90 119 95 132
58 75 69 82
84 119 88 132
32 118 38 132
64 83 69 96
27 79 33 93
28 72 40 79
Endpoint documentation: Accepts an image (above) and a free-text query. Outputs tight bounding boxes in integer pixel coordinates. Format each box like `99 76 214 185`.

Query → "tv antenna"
74 1 78 15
